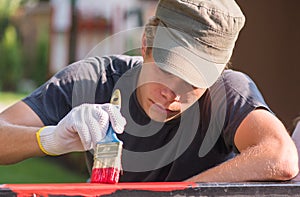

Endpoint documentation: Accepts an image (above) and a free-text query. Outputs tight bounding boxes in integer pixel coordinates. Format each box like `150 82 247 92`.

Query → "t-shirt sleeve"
22 55 143 126
220 70 272 153
22 60 85 125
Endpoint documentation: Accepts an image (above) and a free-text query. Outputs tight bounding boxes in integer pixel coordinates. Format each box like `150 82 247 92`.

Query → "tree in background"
0 0 50 92
0 0 23 91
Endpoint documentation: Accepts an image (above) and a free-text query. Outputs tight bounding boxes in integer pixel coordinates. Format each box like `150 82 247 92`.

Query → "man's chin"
148 112 181 123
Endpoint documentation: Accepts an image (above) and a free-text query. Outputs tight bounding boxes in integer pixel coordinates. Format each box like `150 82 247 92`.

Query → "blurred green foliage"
0 0 50 92
0 0 23 91
0 0 22 20
31 29 49 88
0 0 23 48
0 25 23 91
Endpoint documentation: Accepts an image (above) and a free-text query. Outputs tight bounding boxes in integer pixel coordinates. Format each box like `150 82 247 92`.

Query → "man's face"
136 54 206 122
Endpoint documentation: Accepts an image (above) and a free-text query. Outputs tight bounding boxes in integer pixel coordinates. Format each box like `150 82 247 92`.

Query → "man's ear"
141 32 147 57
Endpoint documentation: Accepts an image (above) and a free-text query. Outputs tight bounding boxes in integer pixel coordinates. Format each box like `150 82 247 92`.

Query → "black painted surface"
103 182 300 197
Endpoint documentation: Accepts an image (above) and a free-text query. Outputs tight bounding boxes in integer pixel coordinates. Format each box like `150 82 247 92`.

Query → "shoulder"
54 55 143 79
214 69 268 108
211 69 255 94
221 69 255 90
207 69 272 152
46 55 143 89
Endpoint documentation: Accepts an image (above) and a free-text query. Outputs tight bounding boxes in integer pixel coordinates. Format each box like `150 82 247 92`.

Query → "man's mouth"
150 100 179 116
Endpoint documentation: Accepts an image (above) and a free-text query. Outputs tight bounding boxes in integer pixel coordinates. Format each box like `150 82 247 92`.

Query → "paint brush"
90 89 123 183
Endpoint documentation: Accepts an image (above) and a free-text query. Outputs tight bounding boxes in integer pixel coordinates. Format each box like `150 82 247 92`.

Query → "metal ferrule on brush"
93 141 123 169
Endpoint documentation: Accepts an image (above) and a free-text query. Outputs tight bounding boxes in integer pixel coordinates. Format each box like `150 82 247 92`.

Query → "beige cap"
153 0 245 88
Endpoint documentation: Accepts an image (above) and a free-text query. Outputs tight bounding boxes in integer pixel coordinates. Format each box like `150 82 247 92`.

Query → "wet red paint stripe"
0 182 197 196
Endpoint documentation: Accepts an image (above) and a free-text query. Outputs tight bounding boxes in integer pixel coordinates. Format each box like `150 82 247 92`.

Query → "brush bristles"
91 142 123 183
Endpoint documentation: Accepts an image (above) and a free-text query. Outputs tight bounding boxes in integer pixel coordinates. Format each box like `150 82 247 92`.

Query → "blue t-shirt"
23 55 270 182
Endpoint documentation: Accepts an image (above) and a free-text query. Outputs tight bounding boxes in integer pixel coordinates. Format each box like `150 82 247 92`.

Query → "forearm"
292 121 300 181
186 142 298 182
0 119 45 164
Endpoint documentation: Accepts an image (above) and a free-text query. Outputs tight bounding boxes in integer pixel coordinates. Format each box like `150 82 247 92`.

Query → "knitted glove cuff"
36 126 59 156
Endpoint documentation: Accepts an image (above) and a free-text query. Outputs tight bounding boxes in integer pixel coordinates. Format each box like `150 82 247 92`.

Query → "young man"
0 0 298 182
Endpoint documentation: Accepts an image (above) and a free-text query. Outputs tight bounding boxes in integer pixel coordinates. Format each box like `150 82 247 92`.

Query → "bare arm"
186 109 299 182
292 120 300 181
0 101 46 164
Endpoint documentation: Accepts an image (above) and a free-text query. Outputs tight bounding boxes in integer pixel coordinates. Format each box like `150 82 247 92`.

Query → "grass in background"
0 157 88 183
0 91 27 105
0 92 89 183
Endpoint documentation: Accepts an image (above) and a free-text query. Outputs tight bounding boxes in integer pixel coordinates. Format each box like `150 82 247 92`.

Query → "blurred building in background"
50 0 157 74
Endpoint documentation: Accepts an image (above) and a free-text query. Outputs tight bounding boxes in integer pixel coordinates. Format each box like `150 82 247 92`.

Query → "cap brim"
152 22 226 88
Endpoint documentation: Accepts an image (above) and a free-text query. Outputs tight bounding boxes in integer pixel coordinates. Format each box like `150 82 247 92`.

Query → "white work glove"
36 103 126 156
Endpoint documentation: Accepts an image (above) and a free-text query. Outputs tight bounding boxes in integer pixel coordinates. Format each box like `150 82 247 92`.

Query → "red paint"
0 182 197 196
91 167 120 184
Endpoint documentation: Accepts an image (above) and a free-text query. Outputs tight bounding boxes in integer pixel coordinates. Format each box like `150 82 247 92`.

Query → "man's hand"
36 103 126 155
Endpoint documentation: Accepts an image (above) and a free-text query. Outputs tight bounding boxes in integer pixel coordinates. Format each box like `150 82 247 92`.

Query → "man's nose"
160 87 178 102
